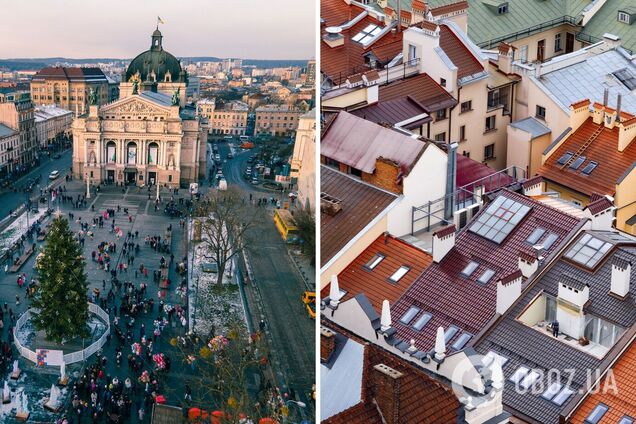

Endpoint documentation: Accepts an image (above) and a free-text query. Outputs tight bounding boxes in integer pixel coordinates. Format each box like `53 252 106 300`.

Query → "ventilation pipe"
444 142 458 221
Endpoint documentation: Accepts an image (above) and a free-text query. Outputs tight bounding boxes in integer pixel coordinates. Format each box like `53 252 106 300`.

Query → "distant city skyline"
0 0 315 60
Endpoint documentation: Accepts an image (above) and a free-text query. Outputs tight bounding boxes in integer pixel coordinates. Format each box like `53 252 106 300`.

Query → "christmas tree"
31 215 89 343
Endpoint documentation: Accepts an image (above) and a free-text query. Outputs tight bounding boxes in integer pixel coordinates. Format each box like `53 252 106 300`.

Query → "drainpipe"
444 142 458 221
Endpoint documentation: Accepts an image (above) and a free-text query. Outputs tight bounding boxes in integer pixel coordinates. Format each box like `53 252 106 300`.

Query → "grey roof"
474 230 636 423
510 117 552 139
0 123 17 139
533 49 636 114
139 91 173 107
579 0 636 54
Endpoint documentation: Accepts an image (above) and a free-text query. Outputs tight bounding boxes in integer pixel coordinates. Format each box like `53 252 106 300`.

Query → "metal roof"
0 123 17 139
579 0 636 54
510 117 552 139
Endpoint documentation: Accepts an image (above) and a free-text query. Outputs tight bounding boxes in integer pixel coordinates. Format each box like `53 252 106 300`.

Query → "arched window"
147 142 159 165
106 141 116 163
127 142 137 165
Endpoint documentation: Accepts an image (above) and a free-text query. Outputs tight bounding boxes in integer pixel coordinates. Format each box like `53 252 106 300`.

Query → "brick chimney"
497 42 515 74
432 225 456 263
496 270 522 314
611 257 631 299
320 326 336 363
372 364 404 424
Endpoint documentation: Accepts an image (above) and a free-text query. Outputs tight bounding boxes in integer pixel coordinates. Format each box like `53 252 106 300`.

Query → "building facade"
0 91 37 171
30 67 111 116
198 99 249 136
255 104 303 136
290 109 316 210
0 123 19 179
34 105 73 148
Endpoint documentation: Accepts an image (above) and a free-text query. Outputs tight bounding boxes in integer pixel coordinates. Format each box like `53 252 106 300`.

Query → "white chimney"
329 274 343 307
518 251 538 278
432 225 456 263
434 327 446 361
584 196 615 231
521 176 543 196
496 270 522 315
381 299 392 331
611 258 631 298
618 115 636 152
558 275 590 309
408 338 417 353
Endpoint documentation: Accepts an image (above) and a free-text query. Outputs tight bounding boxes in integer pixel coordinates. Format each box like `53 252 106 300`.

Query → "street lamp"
85 163 91 199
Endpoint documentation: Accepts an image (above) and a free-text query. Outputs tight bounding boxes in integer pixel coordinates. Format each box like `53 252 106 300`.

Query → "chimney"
329 274 343 307
490 355 504 391
381 299 392 332
396 0 401 32
558 275 589 309
592 101 605 125
320 327 336 363
496 270 522 314
611 257 631 299
521 176 543 196
569 99 592 131
372 364 403 424
584 196 615 231
432 225 456 263
603 88 609 107
618 115 636 152
518 250 538 278
434 327 446 361
322 27 344 48
602 33 621 49
320 192 343 216
498 43 515 74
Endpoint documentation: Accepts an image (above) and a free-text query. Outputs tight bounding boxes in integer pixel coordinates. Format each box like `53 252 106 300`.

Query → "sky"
0 0 316 60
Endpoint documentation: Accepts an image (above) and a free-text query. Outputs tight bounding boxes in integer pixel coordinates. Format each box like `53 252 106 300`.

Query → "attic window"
461 261 479 278
412 312 432 331
585 403 609 424
477 269 496 284
364 253 385 270
542 233 559 250
551 386 575 406
557 151 573 165
526 228 546 244
444 325 459 343
564 233 612 268
451 332 473 350
619 416 635 424
509 366 530 385
498 3 508 14
352 24 382 44
389 266 410 283
618 11 631 24
399 306 421 325
581 161 598 175
542 382 575 406
482 351 509 367
569 155 586 170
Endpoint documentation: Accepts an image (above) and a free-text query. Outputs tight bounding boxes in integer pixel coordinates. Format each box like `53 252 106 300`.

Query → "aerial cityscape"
0 0 316 423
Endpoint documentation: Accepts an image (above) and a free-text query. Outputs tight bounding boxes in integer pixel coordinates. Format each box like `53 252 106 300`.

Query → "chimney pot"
611 258 631 298
434 327 446 361
381 299 392 332
329 274 342 307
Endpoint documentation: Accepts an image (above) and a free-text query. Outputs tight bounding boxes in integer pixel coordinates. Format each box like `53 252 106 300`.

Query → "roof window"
551 386 575 406
564 233 612 268
444 325 459 343
399 306 421 325
451 332 473 350
412 312 432 331
509 366 530 385
482 351 509 368
542 233 559 250
389 266 410 283
585 403 609 424
569 155 586 170
461 261 479 278
352 24 382 44
618 416 635 424
364 253 385 270
557 151 573 165
477 269 496 285
581 161 598 175
469 195 531 244
526 228 546 244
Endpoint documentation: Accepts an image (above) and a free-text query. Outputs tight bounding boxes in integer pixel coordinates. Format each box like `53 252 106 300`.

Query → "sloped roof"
368 34 404 64
321 166 398 266
32 67 108 82
475 232 636 423
379 72 457 112
0 123 17 139
439 24 484 79
321 111 429 175
349 96 430 128
510 117 552 139
322 234 433 313
391 189 581 352
537 117 636 196
579 0 636 54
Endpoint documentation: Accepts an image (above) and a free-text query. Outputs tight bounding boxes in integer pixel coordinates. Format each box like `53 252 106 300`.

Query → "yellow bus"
273 209 300 243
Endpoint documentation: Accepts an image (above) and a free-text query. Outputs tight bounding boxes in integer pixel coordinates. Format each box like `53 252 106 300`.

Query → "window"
444 325 459 343
564 233 612 268
551 386 575 406
412 312 432 331
459 125 466 141
581 161 598 175
352 24 382 44
408 44 417 62
389 266 410 283
487 90 500 109
451 333 472 350
440 78 446 87
526 228 546 244
509 366 530 384
477 269 496 284
619 416 635 424
399 306 421 325
585 403 609 424
482 351 509 368
498 3 508 14
569 155 586 170
469 195 531 244
618 11 631 24
364 253 385 270
519 369 541 389
520 45 528 62
541 382 563 401
536 105 546 120
435 132 446 142
436 109 447 120
542 233 559 250
557 151 573 165
461 261 479 277
484 143 495 159
554 33 562 52
460 100 472 113
485 116 496 131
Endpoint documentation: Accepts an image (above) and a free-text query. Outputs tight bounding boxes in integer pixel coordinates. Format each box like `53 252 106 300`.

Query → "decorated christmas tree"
31 215 89 343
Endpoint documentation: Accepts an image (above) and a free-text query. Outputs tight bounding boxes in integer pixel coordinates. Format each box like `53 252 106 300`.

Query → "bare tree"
292 206 315 266
196 187 260 285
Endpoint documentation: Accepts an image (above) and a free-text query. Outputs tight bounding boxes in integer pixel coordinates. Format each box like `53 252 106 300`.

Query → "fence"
13 302 110 365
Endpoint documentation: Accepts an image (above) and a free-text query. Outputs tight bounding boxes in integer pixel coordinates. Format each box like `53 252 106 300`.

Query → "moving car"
48 170 59 180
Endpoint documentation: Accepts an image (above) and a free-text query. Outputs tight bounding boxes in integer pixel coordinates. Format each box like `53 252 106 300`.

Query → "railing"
14 302 110 365
327 57 420 89
478 16 579 49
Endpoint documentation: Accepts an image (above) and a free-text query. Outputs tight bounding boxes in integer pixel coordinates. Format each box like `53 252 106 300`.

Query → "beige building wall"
255 106 303 136
615 170 636 234
507 25 584 63
506 125 551 176
291 110 316 211
31 79 109 116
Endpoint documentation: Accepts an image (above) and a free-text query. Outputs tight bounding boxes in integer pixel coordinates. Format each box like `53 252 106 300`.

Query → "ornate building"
72 29 207 187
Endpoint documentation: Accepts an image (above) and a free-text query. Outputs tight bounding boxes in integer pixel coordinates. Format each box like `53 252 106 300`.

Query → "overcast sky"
0 0 315 60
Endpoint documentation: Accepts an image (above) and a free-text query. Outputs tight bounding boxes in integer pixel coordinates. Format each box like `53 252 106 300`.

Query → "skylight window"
451 332 473 350
619 416 635 424
526 228 546 244
519 370 541 390
352 24 382 44
557 151 573 165
444 325 459 343
564 234 612 268
477 269 496 285
569 155 586 170
551 386 575 406
541 382 563 401
614 68 636 90
461 261 479 278
364 253 385 270
509 366 530 385
542 233 559 250
581 161 598 175
482 351 509 368
412 312 432 331
399 306 421 325
468 196 532 244
585 403 609 424
389 266 410 283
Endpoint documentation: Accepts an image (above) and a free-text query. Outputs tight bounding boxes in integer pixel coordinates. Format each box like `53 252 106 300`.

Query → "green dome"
125 29 185 83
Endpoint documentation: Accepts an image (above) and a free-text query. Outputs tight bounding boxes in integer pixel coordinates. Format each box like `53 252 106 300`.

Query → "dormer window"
498 3 508 14
618 11 631 24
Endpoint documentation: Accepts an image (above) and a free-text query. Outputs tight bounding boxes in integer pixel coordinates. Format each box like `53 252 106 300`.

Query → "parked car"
251 176 259 185
49 170 59 180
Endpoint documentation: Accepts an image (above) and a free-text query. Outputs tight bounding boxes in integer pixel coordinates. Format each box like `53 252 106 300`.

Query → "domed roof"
125 29 185 83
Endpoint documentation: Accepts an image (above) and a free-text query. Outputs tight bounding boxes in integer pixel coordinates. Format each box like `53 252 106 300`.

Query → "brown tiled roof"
412 0 427 13
349 96 429 128
521 175 543 189
368 35 404 63
321 166 398 266
321 234 433 312
32 66 107 82
324 402 382 424
439 24 484 79
364 70 380 81
321 111 429 175
537 117 636 196
379 73 457 112
347 74 363 83
570 339 636 423
434 225 456 238
586 196 614 215
401 10 412 21
430 0 468 16
500 269 522 284
420 20 439 32
571 99 591 110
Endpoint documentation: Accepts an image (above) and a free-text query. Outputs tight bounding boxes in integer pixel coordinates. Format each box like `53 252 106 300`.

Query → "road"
0 149 72 218
215 140 316 421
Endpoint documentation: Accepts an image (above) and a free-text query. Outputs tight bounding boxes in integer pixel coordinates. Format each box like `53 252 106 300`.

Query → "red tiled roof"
500 269 522 284
412 0 427 13
522 175 543 189
456 154 514 191
321 111 429 175
420 20 439 32
570 339 636 423
321 234 433 313
434 225 456 238
586 196 614 215
571 99 591 110
349 96 429 128
391 190 581 351
368 33 404 63
401 10 412 21
439 24 484 79
537 117 636 196
430 0 468 16
379 73 457 112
